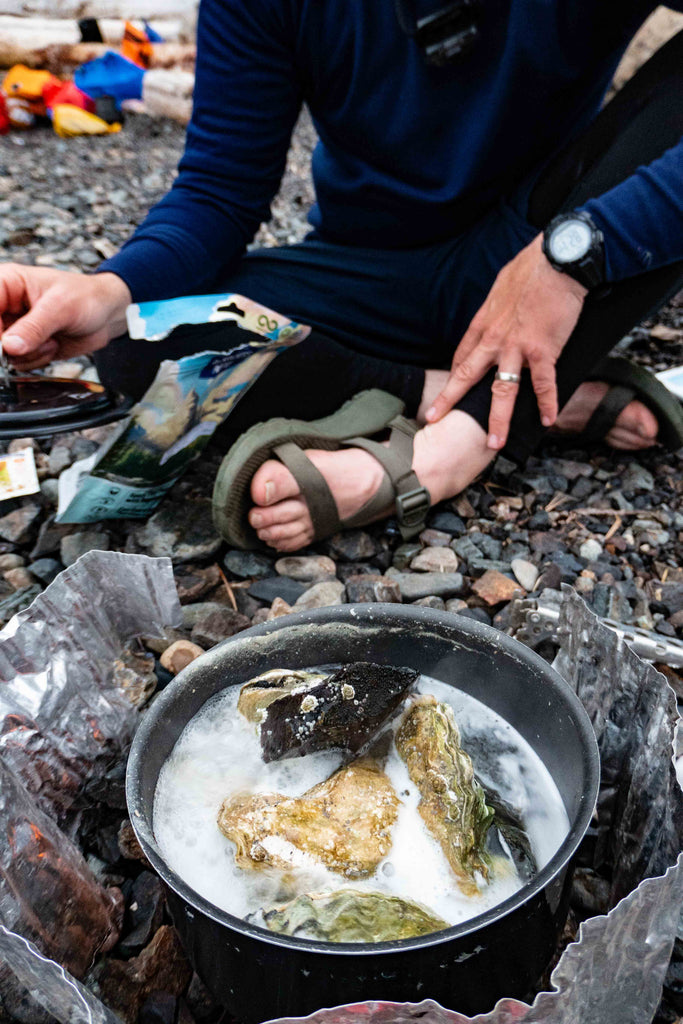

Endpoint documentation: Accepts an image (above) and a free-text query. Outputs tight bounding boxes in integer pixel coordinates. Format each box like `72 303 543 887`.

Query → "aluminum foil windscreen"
0 570 680 1024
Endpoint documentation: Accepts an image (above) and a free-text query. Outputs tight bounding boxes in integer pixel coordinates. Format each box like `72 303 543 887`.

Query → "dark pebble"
119 872 165 957
223 550 274 579
458 607 492 625
248 576 308 604
528 511 550 529
428 511 466 536
28 557 63 585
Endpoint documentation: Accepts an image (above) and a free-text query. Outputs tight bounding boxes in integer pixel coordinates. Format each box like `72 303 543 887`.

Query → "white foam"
153 673 569 929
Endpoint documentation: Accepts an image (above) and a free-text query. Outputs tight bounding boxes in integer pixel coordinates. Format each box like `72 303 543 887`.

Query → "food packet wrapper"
0 448 39 501
56 294 309 523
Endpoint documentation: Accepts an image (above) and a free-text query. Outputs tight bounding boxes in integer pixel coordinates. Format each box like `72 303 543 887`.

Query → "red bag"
0 93 9 134
42 80 95 114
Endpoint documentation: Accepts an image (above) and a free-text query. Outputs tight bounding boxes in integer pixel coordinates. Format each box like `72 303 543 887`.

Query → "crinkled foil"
0 551 182 833
0 581 681 1024
0 552 181 1022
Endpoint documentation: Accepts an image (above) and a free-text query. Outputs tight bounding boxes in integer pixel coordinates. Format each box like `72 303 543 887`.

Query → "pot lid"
0 375 133 439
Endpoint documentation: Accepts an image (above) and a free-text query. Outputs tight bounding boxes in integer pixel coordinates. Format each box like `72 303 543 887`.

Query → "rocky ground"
0 111 682 1023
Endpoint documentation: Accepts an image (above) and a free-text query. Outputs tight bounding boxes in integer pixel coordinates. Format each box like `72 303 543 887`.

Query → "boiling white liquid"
153 674 569 930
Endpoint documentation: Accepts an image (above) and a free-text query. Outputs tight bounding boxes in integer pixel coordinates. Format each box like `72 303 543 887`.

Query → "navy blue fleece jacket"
101 0 683 301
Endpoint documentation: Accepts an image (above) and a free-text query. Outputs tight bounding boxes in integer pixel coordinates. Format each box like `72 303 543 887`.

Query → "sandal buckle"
396 486 430 533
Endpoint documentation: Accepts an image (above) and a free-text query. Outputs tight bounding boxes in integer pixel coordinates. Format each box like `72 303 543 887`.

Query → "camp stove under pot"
126 605 599 1023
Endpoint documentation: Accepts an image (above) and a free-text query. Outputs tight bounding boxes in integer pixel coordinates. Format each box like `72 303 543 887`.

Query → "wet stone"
191 607 251 648
0 502 42 544
118 872 165 958
392 542 422 570
132 497 221 563
412 596 446 609
472 570 524 606
386 570 465 601
274 554 337 582
293 579 346 610
345 573 402 603
419 528 452 547
224 549 275 579
28 557 63 585
174 564 221 604
60 529 110 567
249 575 307 605
428 511 465 536
328 529 378 561
410 546 458 573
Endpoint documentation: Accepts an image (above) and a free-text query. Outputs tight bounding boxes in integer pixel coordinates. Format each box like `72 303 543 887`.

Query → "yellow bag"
2 65 60 114
53 104 121 138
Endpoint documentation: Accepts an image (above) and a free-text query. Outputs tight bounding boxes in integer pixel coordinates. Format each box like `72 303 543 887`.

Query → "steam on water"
153 674 569 930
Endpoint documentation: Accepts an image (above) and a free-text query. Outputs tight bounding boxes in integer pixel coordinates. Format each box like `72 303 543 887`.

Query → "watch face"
550 220 592 264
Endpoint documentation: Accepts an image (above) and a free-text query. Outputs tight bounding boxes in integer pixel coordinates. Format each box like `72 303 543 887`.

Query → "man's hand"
0 265 132 370
425 234 588 449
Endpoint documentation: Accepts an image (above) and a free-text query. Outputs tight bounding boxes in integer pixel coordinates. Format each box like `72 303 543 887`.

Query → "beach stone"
191 607 251 648
445 598 468 614
468 557 513 575
410 546 458 573
249 575 308 605
386 571 465 601
528 511 550 529
294 579 346 610
223 550 274 579
4 567 36 590
48 445 73 476
7 437 40 454
345 573 401 603
580 538 603 562
275 555 336 582
336 561 377 582
419 528 452 547
267 597 292 619
328 530 377 561
392 542 422 570
40 478 60 504
412 596 445 609
428 511 465 536
472 570 524 606
511 558 539 592
458 606 492 625
252 608 270 624
160 640 204 676
174 564 221 604
529 531 564 555
0 553 25 570
30 516 75 558
451 535 482 564
132 497 221 563
60 530 110 567
621 463 655 492
0 503 41 544
29 557 63 585
651 581 683 616
118 873 165 958
117 820 151 866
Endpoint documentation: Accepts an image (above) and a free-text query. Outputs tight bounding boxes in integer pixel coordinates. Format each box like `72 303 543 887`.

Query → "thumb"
1 295 64 356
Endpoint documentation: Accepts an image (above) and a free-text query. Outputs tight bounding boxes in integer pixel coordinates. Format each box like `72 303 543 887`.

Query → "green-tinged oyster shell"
217 757 399 878
396 695 495 895
237 669 327 723
257 890 449 942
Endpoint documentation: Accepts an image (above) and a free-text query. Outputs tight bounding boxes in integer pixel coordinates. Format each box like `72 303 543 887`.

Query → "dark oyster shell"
259 662 418 763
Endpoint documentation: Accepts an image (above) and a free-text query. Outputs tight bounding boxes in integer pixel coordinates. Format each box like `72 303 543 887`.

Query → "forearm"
579 137 683 281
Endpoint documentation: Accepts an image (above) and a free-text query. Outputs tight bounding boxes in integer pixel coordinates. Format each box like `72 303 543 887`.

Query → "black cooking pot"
127 604 599 1022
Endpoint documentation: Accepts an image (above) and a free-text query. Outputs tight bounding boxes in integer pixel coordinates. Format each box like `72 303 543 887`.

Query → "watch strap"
542 211 605 291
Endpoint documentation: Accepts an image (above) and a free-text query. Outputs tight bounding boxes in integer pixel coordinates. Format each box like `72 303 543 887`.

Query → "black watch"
542 211 605 290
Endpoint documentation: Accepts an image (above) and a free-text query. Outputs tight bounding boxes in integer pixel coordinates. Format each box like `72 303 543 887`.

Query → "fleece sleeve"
98 0 303 302
579 136 683 282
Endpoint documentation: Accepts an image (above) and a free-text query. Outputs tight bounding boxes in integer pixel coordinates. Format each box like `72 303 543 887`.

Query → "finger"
487 360 523 450
9 340 59 370
1 293 70 358
425 343 497 422
529 356 559 427
450 312 486 369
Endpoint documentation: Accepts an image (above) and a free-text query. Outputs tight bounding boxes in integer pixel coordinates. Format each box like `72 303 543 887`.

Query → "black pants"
95 30 683 461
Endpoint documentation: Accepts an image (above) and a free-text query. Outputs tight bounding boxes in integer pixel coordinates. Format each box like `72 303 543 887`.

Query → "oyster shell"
237 669 327 723
395 695 495 896
256 890 449 943
217 756 399 878
259 661 418 762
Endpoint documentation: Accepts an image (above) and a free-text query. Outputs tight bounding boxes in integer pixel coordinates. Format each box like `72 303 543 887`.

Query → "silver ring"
495 370 521 383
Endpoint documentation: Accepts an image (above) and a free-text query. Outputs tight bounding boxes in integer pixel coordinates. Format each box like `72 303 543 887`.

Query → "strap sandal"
578 355 683 450
212 390 430 550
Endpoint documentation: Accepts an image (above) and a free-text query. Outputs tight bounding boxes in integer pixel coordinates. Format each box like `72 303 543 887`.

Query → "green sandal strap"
346 417 431 539
580 384 636 443
273 442 341 538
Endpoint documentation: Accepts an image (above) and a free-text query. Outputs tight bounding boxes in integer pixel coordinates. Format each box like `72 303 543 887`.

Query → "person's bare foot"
554 381 658 450
248 411 491 552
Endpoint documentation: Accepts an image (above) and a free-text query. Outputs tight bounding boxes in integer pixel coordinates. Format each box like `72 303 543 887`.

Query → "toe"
251 459 301 507
249 498 308 530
